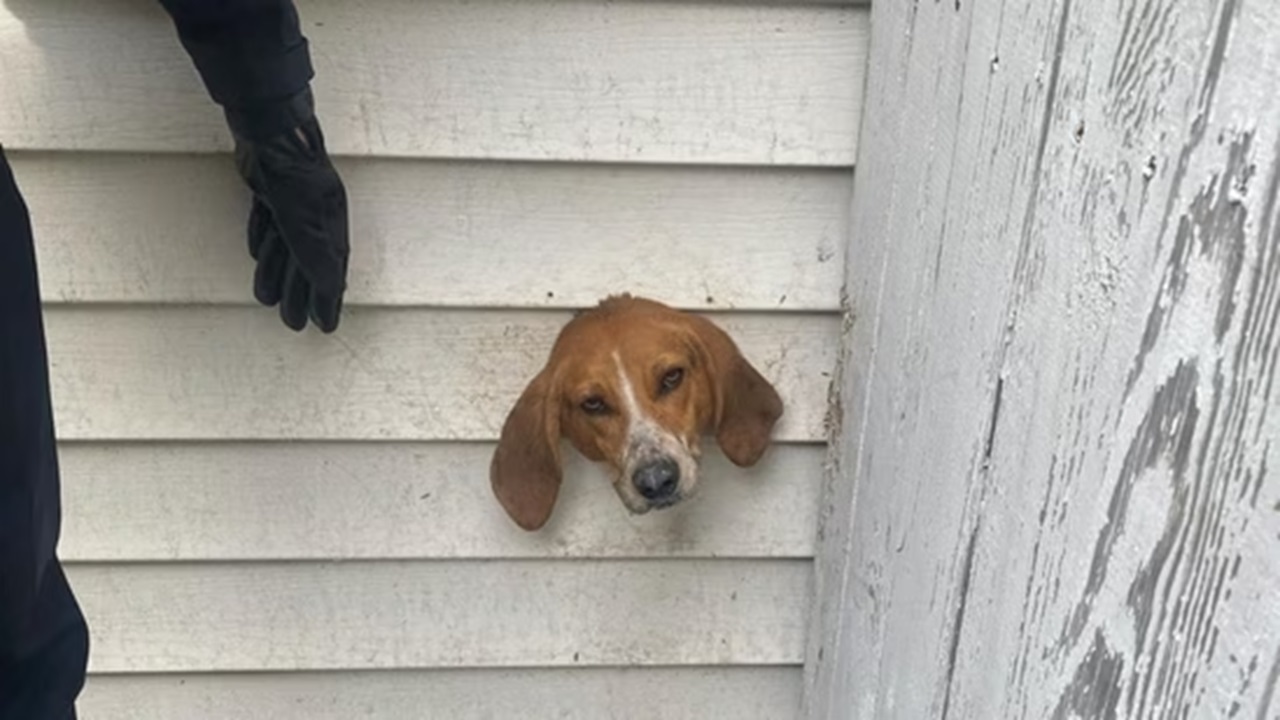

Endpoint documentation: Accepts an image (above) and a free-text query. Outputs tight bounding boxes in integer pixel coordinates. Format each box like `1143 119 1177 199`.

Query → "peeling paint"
1152 0 1240 258
808 1 1280 718
1127 133 1255 394
1052 629 1124 720
1062 361 1199 650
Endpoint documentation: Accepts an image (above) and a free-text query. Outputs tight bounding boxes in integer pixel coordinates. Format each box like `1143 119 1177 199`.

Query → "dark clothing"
158 0 316 140
161 1 350 334
0 146 89 720
1 2 315 716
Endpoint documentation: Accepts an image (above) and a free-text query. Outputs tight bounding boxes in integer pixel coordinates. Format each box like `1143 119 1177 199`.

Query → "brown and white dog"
490 294 784 531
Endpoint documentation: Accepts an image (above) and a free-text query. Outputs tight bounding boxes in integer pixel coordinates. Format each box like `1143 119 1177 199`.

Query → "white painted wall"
0 0 870 717
808 0 1280 718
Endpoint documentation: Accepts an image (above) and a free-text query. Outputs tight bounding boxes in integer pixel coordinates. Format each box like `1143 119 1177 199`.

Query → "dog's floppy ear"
490 369 563 531
686 314 783 467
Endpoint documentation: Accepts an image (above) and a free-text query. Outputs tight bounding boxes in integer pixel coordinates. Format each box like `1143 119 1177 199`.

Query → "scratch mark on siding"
1258 644 1280 720
1249 453 1267 508
982 377 1005 466
940 517 982 719
1014 0 1073 302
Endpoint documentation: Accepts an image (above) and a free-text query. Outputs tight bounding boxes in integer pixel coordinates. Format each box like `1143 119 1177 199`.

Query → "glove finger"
247 198 274 261
278 176 349 298
310 288 343 334
279 258 310 332
253 225 289 307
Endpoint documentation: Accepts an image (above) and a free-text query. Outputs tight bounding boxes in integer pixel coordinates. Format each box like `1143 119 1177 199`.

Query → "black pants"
0 148 89 719
0 4 311 716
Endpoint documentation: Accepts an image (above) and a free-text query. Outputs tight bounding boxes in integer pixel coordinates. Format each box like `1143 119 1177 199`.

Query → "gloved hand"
233 115 349 333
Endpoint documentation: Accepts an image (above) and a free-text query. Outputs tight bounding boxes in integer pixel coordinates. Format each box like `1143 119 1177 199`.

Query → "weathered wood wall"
807 0 1280 718
0 0 870 717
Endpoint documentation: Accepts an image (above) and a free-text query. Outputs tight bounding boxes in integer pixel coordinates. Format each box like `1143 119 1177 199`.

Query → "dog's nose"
632 458 680 501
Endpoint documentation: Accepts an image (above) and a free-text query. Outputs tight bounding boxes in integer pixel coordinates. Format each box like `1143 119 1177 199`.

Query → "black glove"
233 114 349 333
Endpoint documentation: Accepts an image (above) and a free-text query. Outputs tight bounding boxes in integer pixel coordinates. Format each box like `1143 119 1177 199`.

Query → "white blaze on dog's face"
545 322 715 515
605 349 701 512
489 295 785 531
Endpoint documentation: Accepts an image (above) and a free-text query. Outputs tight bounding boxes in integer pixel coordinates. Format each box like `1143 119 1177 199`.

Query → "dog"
490 294 784 531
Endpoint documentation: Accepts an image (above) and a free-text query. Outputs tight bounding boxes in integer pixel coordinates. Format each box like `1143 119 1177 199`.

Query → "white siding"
2 0 867 717
57 443 825 560
0 0 867 165
17 154 851 310
82 668 803 720
42 308 836 442
70 561 809 671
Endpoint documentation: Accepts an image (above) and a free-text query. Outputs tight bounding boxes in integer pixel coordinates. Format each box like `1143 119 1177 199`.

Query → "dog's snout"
632 458 680 501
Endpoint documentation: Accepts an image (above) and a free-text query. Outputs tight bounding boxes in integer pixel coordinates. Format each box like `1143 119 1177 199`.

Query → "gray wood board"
807 0 1280 718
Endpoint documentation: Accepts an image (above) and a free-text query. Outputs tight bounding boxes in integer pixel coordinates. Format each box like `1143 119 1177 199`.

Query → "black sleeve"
157 0 317 140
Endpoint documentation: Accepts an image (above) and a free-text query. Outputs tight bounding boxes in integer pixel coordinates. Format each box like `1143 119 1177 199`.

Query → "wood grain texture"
57 442 823 561
807 0 1280 718
80 667 803 720
0 0 867 165
10 152 848 310
44 308 836 442
66 560 810 672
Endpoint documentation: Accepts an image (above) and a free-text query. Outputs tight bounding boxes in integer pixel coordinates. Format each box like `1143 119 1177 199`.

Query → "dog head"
490 295 784 530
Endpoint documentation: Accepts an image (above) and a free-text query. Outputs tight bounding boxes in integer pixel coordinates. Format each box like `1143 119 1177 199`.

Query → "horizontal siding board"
45 308 837 442
82 667 800 720
59 442 823 561
0 0 867 165
67 560 810 672
81 667 802 720
11 152 849 310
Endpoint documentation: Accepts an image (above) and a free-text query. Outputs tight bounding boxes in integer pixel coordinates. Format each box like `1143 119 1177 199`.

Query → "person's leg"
0 147 89 719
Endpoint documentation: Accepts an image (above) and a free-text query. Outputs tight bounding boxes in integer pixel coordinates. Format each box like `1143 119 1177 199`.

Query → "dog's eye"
660 367 685 394
580 396 608 415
